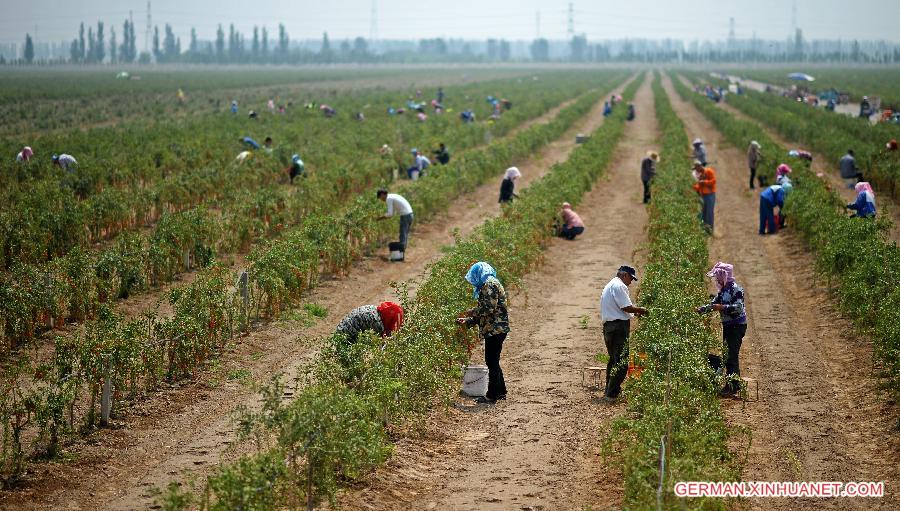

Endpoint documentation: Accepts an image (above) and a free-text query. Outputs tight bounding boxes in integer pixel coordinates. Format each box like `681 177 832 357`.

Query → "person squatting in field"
334 301 404 345
846 182 877 218
52 153 77 171
407 148 431 180
498 166 521 203
599 265 648 403
333 301 404 368
557 202 585 240
377 188 414 259
457 262 510 405
289 154 305 184
697 262 747 397
16 146 33 162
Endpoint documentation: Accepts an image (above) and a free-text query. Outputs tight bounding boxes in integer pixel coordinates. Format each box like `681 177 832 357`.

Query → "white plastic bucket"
462 365 489 397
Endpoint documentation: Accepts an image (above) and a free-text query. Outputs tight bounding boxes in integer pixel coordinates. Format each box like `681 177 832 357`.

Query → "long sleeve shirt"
465 277 510 337
335 305 384 343
640 157 656 182
692 167 717 195
499 178 516 203
561 208 584 228
694 145 708 165
705 282 747 326
847 192 877 217
839 154 858 178
747 147 760 169
760 185 785 208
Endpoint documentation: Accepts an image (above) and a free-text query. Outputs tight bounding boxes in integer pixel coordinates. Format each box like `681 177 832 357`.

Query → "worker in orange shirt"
692 160 717 233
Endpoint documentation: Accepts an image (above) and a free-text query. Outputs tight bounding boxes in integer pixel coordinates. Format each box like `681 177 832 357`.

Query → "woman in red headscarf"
334 301 404 345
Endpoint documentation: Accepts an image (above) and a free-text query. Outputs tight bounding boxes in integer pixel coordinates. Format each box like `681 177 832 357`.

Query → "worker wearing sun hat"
599 265 648 403
692 138 707 166
697 262 747 397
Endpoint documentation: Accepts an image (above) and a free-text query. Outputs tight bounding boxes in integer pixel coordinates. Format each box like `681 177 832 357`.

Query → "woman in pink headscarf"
16 146 33 163
557 202 585 240
775 163 792 186
846 182 876 218
697 262 747 397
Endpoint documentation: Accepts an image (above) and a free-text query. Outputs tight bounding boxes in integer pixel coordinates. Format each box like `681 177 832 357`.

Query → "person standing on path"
377 189 414 259
747 141 761 189
640 151 659 204
498 166 521 203
599 266 648 403
840 149 863 188
557 202 585 240
692 138 708 166
697 262 747 397
692 161 717 233
458 262 510 405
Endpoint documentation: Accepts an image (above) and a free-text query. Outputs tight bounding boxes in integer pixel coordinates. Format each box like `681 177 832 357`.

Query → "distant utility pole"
567 3 574 39
791 0 797 37
145 1 152 54
369 0 378 43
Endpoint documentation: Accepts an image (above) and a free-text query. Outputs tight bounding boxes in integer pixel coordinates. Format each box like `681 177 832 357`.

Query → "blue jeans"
759 196 777 234
701 193 716 231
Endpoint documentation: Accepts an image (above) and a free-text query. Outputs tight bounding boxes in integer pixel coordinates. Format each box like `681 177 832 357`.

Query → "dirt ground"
0 77 632 511
662 74 900 510
337 74 657 511
678 76 900 242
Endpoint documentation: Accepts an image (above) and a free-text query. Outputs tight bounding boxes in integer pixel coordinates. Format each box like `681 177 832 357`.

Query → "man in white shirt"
377 188 414 261
599 265 648 402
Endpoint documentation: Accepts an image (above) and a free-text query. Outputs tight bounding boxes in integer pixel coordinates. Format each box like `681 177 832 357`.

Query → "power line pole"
145 1 152 54
791 0 797 37
369 0 378 44
567 3 575 39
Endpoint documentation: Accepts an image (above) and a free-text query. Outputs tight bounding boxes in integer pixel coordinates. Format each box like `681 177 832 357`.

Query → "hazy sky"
1 0 898 45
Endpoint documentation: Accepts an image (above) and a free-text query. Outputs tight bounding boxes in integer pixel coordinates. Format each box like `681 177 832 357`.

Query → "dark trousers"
749 167 757 189
559 225 584 240
399 213 413 251
723 324 747 392
642 179 652 203
759 196 777 234
701 193 716 231
484 333 507 399
603 319 630 398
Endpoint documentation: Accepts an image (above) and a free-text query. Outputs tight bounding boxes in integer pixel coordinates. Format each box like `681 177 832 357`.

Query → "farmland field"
0 66 898 511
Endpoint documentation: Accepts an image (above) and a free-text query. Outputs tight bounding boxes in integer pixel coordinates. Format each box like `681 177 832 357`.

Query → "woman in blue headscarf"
457 262 510 404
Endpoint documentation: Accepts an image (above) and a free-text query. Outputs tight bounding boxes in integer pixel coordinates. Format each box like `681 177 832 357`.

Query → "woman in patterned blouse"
457 262 510 404
697 262 747 397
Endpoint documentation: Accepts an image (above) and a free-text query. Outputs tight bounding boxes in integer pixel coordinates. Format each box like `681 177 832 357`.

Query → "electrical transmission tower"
567 3 575 38
145 1 152 54
369 0 378 43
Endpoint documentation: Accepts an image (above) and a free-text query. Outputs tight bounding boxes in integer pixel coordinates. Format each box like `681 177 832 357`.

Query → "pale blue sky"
1 0 898 45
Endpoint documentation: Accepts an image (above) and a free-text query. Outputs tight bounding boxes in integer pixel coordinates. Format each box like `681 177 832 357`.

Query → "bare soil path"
337 74 657 511
678 75 900 242
0 77 633 511
663 74 899 511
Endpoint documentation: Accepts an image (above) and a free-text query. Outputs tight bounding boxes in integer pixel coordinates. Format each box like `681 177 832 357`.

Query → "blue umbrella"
787 72 815 82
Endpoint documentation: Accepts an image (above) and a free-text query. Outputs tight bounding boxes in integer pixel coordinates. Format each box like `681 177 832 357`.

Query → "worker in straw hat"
640 151 659 204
